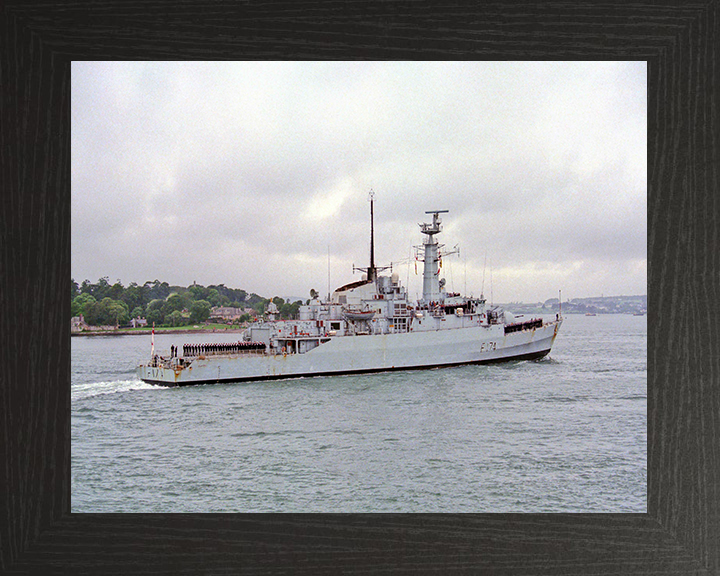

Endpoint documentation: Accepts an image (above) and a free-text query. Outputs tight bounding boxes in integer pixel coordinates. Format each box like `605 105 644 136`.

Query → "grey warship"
137 198 562 386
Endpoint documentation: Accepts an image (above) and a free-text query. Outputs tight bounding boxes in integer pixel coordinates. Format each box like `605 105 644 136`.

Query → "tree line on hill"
71 277 304 328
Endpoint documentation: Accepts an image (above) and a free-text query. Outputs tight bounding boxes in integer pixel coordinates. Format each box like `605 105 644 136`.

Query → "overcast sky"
72 61 646 304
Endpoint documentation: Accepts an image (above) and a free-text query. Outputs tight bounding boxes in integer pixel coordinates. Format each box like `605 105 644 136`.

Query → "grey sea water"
71 313 646 513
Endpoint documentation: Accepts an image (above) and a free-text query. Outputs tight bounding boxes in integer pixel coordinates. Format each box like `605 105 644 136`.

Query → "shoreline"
71 310 646 338
72 328 247 337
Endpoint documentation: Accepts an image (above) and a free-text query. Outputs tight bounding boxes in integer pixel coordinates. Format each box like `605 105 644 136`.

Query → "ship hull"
137 320 561 387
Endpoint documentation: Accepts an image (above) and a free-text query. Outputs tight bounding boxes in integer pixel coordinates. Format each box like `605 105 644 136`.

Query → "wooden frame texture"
1 2 718 574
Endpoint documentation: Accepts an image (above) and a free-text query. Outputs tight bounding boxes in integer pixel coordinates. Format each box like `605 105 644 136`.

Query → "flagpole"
151 322 155 357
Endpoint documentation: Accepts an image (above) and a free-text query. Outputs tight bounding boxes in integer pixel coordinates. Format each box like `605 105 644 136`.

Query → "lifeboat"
342 309 376 322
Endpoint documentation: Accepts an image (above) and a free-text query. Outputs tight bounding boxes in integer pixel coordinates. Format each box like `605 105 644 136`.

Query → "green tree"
83 303 99 326
167 310 185 327
189 300 211 324
245 292 264 307
144 280 170 301
207 288 221 307
147 299 166 325
109 299 130 326
71 279 79 301
93 297 129 326
72 293 96 318
252 299 268 316
163 293 188 315
123 282 147 312
130 306 144 319
109 280 124 301
280 300 301 319
146 308 162 327
92 277 111 301
188 284 208 301
147 298 164 311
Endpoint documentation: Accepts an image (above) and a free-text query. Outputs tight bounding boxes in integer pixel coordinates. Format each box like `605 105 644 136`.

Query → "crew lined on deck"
180 341 265 356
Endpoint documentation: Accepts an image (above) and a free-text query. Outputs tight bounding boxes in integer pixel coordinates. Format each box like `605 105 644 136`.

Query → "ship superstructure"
137 198 562 386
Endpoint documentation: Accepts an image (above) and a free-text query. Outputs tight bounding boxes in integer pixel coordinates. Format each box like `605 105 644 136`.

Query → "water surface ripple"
72 314 646 512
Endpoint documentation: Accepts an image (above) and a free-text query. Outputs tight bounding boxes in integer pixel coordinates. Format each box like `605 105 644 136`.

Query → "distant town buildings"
502 295 647 315
71 315 88 333
70 315 117 332
71 314 149 332
209 306 255 322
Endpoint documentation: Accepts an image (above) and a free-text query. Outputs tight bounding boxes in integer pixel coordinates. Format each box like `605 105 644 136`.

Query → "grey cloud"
72 61 646 302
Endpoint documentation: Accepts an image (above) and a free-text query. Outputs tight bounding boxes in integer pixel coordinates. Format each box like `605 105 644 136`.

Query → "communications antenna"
353 189 391 281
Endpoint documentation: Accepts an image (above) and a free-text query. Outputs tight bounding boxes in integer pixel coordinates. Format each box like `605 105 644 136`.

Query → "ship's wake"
72 378 158 401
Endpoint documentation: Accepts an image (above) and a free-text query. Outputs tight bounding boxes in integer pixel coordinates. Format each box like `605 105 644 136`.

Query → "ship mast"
419 210 448 303
369 189 376 282
353 190 389 282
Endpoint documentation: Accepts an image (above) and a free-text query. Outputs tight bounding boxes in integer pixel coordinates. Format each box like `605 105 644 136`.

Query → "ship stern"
136 363 183 386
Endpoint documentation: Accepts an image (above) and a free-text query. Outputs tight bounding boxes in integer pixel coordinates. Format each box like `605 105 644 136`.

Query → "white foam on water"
72 378 159 401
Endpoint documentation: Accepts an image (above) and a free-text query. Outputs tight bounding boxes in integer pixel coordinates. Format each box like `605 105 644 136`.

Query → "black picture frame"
2 2 717 574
